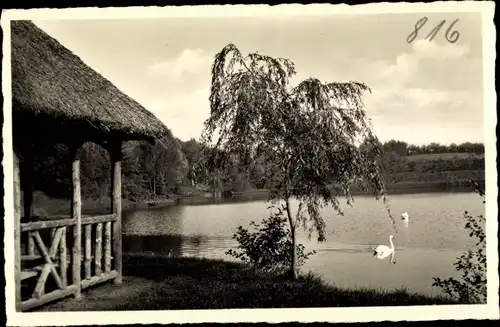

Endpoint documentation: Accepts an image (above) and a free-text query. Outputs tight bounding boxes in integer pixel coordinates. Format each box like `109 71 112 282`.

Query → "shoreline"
34 255 461 311
173 181 482 206
31 179 482 216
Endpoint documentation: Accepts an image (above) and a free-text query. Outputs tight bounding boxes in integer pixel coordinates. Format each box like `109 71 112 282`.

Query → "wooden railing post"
16 215 116 311
60 226 68 288
20 144 35 256
110 139 123 285
95 223 103 275
69 143 82 298
84 224 92 280
104 222 111 273
14 151 22 310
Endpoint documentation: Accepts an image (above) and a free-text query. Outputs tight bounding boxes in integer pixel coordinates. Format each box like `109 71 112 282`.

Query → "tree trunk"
290 226 297 279
285 197 298 280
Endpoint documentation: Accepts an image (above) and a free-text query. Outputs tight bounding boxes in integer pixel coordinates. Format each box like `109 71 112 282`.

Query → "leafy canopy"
198 44 395 240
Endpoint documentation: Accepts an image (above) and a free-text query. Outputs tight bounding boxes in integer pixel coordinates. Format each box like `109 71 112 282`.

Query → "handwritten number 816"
406 17 460 44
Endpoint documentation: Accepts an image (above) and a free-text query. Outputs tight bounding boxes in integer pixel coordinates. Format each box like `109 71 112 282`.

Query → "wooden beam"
104 221 111 273
50 227 56 240
33 264 51 299
84 224 91 279
32 231 64 290
14 151 22 310
27 234 35 256
110 140 123 285
81 270 118 290
69 143 82 298
21 270 38 281
20 215 116 233
20 285 79 312
60 226 68 288
21 144 35 256
21 218 77 232
48 227 64 258
95 223 103 275
21 254 43 261
81 214 116 225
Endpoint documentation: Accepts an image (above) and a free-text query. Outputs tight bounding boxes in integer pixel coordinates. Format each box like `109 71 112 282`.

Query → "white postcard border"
2 2 498 325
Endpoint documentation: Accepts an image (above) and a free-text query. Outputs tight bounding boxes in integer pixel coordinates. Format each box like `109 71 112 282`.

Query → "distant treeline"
379 140 484 157
22 132 485 201
362 140 484 174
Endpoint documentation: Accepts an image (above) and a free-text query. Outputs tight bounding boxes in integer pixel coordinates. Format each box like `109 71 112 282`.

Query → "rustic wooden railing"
14 139 123 312
18 214 118 312
80 214 119 290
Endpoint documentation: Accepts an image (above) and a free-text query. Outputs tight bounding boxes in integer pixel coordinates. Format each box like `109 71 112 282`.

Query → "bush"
432 183 486 303
226 205 315 275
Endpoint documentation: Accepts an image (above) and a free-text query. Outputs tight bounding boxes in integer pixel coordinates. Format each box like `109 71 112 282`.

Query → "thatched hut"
11 20 169 311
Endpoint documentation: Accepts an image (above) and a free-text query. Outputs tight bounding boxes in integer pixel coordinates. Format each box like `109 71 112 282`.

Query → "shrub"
432 182 486 303
226 205 316 275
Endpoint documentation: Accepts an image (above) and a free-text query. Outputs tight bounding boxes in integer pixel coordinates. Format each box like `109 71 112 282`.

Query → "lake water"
122 192 485 297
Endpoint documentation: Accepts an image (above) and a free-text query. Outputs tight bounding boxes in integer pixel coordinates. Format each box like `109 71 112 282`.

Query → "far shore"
174 180 483 207
26 177 483 218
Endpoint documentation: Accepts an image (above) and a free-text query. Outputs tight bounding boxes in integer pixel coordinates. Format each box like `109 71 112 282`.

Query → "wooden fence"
14 140 123 312
18 215 119 311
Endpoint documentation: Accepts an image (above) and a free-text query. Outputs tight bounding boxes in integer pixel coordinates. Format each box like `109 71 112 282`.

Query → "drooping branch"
201 44 395 238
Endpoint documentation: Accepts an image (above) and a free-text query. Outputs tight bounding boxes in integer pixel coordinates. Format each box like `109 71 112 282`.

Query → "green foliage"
29 118 484 203
198 43 396 277
30 129 188 201
407 141 484 156
80 142 111 199
432 183 486 303
31 143 72 198
226 205 316 274
200 43 393 229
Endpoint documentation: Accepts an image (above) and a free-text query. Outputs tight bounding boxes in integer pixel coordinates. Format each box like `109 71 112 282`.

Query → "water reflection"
122 234 214 257
120 192 484 295
123 205 185 235
177 193 270 206
122 234 236 259
123 234 181 256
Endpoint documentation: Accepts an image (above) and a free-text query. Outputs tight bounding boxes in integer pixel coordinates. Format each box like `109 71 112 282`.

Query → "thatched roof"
11 20 169 142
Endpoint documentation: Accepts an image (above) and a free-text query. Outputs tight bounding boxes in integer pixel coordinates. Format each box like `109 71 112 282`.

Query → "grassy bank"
37 255 458 311
119 256 458 309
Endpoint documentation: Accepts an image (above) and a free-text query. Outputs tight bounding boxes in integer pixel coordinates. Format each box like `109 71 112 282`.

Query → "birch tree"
199 44 394 278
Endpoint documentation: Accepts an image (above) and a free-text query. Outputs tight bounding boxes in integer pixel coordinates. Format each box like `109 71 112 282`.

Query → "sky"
32 12 484 146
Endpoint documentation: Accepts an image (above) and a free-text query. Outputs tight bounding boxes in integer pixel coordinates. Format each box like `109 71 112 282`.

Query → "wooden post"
14 151 22 310
50 227 56 254
69 144 82 298
84 224 91 279
60 226 67 288
104 222 111 273
110 140 123 285
21 144 35 256
95 223 103 275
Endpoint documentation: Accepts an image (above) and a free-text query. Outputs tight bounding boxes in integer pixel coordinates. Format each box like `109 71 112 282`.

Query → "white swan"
401 212 410 229
373 235 396 264
389 250 396 264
